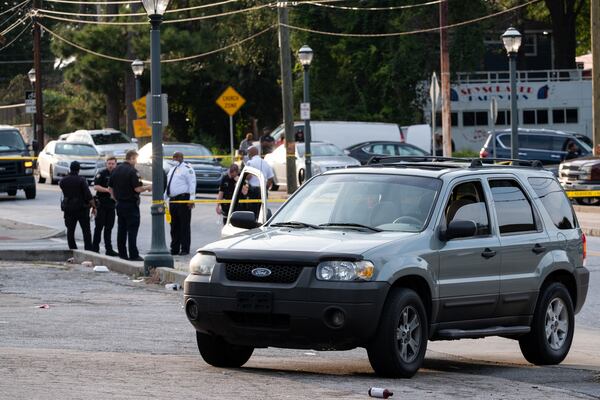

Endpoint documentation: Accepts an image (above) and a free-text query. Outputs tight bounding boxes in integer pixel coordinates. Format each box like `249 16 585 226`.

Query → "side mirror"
343 149 350 155
131 138 138 143
441 220 477 241
230 211 259 230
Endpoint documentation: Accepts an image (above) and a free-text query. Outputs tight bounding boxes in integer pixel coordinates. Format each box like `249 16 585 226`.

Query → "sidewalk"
0 217 64 241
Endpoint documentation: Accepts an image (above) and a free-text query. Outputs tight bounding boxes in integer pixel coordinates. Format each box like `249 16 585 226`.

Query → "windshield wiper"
319 223 383 232
271 221 323 229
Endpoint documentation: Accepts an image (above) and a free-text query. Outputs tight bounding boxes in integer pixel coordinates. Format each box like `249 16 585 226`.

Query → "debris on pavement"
165 283 180 291
81 261 94 268
132 278 145 283
93 265 109 273
37 304 50 309
66 257 75 264
368 388 393 398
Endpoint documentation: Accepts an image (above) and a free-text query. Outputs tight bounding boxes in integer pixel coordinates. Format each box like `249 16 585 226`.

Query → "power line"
0 21 31 52
0 1 30 30
39 22 276 63
1 16 29 36
283 0 540 37
303 0 441 11
0 0 31 18
43 0 139 4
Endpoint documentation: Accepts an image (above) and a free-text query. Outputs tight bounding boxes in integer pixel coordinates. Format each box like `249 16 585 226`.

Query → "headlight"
316 260 374 281
580 165 593 180
189 253 216 276
24 161 33 168
56 161 69 167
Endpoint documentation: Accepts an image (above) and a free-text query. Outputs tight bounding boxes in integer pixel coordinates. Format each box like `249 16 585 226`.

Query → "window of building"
523 110 536 124
523 109 549 125
495 110 511 126
553 108 579 124
528 177 576 230
488 179 537 234
462 111 488 127
566 108 578 123
435 112 458 127
523 34 538 56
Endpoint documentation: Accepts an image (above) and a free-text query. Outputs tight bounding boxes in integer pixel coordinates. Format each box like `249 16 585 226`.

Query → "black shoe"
179 251 190 256
106 249 119 257
170 250 180 255
129 256 144 262
119 255 129 260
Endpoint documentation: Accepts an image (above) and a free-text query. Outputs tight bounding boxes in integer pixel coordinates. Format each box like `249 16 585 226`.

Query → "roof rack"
366 156 544 169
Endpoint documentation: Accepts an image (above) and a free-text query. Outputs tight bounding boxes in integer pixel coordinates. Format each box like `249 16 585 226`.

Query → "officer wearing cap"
59 161 95 250
92 156 118 256
165 151 196 255
108 150 151 261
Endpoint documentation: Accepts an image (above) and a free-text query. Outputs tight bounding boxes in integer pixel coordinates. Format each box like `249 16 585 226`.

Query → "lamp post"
27 68 37 150
298 45 313 181
142 0 173 273
131 59 144 100
502 27 522 160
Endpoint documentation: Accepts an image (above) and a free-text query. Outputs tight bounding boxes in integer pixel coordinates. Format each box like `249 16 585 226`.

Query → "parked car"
0 125 36 199
345 141 428 165
479 128 592 166
184 158 588 378
136 142 224 193
66 128 138 157
264 141 361 187
559 156 600 205
37 141 103 184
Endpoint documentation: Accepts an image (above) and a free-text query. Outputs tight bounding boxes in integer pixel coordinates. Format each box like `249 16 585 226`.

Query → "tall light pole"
27 68 37 149
298 45 313 181
142 0 173 273
131 59 144 100
502 27 522 160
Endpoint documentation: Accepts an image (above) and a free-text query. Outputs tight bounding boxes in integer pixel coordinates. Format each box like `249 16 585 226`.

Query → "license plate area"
236 291 272 313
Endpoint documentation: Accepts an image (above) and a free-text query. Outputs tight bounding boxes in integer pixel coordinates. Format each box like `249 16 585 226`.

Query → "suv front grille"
0 161 18 176
224 263 304 283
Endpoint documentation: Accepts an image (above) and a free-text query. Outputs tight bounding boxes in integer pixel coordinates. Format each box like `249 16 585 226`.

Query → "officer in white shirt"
244 146 274 218
165 151 196 255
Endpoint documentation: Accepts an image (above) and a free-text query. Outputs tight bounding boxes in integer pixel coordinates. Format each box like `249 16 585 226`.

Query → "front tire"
38 172 46 184
196 331 254 368
519 282 574 365
50 165 58 185
7 189 16 196
25 186 36 200
367 288 428 378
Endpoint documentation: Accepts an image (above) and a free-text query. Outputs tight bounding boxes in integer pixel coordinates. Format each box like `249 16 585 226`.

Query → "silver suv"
184 157 589 378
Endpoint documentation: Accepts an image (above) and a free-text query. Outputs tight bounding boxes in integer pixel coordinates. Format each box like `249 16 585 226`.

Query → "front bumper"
0 175 35 192
55 165 97 182
184 265 390 350
559 179 600 193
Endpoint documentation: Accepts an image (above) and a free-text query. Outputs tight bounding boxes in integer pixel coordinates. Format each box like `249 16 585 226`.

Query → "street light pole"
298 45 313 181
502 27 522 160
142 0 173 273
131 59 144 100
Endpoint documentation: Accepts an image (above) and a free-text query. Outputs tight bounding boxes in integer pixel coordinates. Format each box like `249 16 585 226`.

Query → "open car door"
221 166 269 237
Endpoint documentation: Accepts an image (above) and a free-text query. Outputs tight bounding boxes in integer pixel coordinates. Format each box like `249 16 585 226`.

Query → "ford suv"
184 156 589 378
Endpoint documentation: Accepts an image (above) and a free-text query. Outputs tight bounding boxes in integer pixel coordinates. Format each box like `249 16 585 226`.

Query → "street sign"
300 102 310 120
216 86 246 116
25 106 36 114
145 94 169 128
133 119 151 138
490 97 498 124
430 72 440 109
132 96 146 118
25 90 35 113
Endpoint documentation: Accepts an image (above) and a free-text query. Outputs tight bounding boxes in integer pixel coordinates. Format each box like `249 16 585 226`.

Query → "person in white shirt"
164 151 196 255
244 146 274 218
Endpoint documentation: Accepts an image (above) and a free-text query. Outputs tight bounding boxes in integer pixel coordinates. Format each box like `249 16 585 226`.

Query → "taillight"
480 149 489 158
582 233 587 261
399 129 406 143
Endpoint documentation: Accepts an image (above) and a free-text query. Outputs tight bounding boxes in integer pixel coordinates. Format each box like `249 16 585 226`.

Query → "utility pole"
592 0 600 155
277 2 297 193
439 0 452 157
32 0 44 153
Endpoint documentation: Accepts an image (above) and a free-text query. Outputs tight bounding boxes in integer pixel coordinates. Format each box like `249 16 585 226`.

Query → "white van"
269 121 403 150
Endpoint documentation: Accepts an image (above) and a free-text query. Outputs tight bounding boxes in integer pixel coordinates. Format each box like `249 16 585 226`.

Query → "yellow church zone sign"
216 86 246 116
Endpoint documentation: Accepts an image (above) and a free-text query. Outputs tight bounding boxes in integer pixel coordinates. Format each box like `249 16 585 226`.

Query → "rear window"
55 143 98 156
527 177 576 230
92 131 130 145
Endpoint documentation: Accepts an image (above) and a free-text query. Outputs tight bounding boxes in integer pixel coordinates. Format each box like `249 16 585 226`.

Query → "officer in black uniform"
108 150 151 261
92 156 118 256
59 161 95 250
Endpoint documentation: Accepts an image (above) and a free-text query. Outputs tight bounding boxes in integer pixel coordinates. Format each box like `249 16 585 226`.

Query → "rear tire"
196 331 254 368
50 166 58 185
25 186 36 200
367 288 428 378
7 189 16 196
38 172 46 184
519 282 574 365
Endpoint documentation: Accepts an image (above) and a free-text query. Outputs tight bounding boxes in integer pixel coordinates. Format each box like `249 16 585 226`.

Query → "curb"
0 249 72 262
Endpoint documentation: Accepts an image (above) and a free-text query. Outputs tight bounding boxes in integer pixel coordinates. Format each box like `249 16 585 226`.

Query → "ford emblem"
251 267 272 278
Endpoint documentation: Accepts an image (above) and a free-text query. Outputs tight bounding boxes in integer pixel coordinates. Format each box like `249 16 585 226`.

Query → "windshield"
165 145 212 158
270 173 441 232
0 130 26 152
297 143 344 157
55 143 99 156
92 131 130 145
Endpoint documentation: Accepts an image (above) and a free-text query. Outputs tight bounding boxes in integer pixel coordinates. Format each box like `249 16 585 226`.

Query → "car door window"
528 177 577 229
444 181 490 236
230 170 264 222
397 145 426 156
489 179 537 234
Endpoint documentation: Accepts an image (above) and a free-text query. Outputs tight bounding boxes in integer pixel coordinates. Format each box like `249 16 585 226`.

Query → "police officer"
108 150 151 261
92 156 118 256
165 151 196 255
59 161 95 250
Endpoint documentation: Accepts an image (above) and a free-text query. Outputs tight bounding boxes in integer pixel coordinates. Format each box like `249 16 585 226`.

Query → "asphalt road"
1 261 599 399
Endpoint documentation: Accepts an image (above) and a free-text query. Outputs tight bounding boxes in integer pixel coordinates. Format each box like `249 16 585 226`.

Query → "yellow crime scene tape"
0 155 240 160
565 190 600 198
152 198 287 205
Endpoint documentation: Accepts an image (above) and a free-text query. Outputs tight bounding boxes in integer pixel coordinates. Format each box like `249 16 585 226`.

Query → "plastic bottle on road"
368 388 393 398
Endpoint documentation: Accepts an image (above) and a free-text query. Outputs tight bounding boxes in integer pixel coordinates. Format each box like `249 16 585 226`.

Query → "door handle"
532 244 546 254
481 248 497 259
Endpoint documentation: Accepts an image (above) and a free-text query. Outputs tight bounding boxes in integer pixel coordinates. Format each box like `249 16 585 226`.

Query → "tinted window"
397 144 427 156
523 135 551 150
528 177 576 229
0 129 26 151
489 179 536 234
92 131 130 145
445 181 490 236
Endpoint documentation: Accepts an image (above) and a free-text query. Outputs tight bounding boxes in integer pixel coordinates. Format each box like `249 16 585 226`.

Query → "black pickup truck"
0 126 36 199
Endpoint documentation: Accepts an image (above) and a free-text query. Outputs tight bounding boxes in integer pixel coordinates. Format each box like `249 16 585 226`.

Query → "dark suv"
184 157 588 378
480 129 592 166
0 126 36 199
